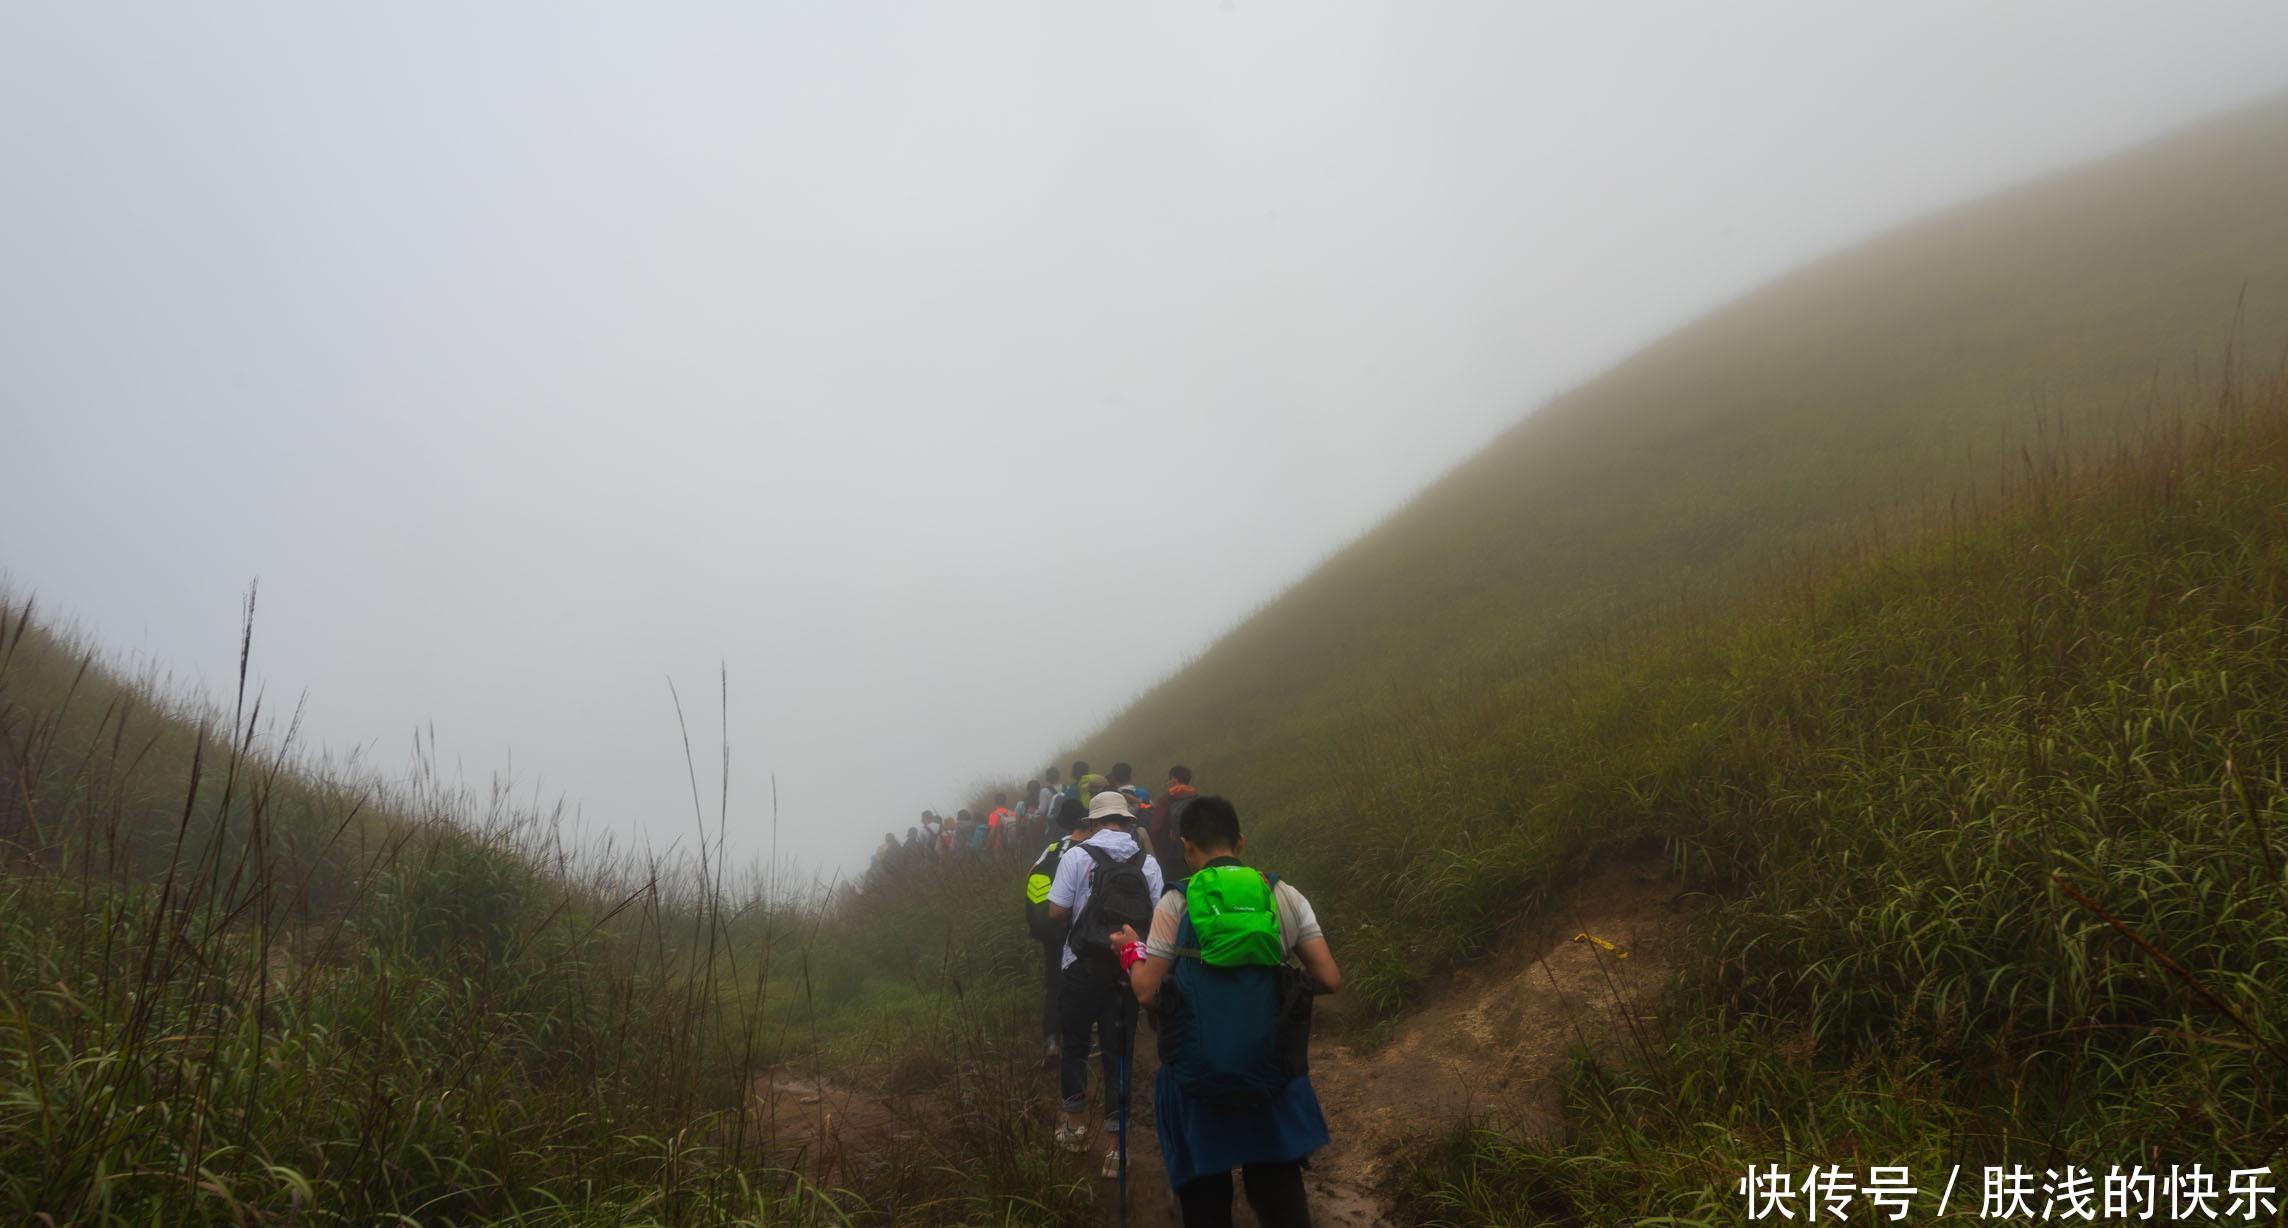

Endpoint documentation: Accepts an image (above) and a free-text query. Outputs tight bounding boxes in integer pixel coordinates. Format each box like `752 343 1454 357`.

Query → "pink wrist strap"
1119 941 1148 971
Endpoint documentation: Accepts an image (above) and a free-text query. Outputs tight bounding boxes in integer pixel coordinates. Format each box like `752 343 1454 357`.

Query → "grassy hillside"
0 615 1086 1226
1413 371 2288 1224
1068 91 2288 1014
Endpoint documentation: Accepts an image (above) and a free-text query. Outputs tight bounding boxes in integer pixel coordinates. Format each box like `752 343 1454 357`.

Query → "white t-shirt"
1146 867 1322 960
1046 828 1167 969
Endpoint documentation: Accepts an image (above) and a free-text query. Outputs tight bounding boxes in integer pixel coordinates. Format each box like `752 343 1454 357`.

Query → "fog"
6 3 2287 877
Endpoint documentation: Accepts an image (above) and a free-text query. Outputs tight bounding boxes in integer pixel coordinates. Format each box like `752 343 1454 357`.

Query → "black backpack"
1067 843 1155 969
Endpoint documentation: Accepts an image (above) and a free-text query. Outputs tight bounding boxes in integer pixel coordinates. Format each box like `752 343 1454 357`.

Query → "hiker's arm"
1127 954 1171 1007
1044 858 1078 926
1111 923 1170 1006
1295 935 1341 994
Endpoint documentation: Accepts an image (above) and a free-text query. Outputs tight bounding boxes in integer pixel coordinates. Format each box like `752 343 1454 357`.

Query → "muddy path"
748 850 1702 1226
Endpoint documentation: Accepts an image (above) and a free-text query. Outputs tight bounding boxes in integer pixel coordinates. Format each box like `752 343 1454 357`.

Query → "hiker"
903 825 924 861
1024 794 1085 1064
1039 767 1065 820
1111 761 1152 814
1150 766 1198 885
1111 795 1340 1228
875 832 900 866
989 792 1016 855
921 811 944 859
1046 789 1166 1177
1070 760 1094 804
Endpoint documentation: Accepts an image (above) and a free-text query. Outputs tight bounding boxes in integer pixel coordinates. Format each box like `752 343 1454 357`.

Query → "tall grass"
1408 370 2288 1222
0 605 1087 1225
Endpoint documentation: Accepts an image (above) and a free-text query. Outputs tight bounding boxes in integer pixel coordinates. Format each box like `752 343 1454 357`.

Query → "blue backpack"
1154 875 1314 1106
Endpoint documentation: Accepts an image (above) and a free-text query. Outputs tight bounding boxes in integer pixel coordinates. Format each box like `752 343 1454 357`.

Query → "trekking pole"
1115 995 1131 1228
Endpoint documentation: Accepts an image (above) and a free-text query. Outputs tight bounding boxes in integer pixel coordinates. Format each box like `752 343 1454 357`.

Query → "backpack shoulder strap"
1168 907 1201 962
1078 842 1114 870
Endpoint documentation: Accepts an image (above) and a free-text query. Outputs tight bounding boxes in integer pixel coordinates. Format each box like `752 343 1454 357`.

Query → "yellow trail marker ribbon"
1571 931 1629 959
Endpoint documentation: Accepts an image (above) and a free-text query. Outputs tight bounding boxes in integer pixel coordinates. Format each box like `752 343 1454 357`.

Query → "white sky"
7 3 2288 877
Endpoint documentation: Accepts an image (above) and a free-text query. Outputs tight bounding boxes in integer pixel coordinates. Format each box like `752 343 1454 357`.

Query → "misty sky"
7 3 2288 876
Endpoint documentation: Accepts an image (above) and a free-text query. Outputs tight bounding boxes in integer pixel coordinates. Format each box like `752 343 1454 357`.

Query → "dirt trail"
749 851 1700 1226
1106 850 1701 1227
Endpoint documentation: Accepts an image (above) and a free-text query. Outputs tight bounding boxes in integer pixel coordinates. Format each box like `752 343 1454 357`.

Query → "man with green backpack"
1110 795 1341 1228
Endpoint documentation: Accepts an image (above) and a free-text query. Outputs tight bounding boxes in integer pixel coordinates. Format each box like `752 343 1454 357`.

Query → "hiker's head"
1053 794 1086 832
1084 789 1132 832
1109 762 1133 786
1070 759 1090 780
1025 779 1042 797
906 826 918 839
1046 766 1062 785
994 791 1009 807
1166 764 1192 787
1178 795 1244 868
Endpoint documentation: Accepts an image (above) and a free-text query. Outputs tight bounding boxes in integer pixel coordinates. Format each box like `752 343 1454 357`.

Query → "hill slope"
1072 90 2288 1008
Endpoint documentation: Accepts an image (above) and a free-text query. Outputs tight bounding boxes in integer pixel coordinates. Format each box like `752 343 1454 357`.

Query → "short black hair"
919 809 932 821
1179 795 1242 851
995 791 1009 805
1046 766 1062 783
1167 764 1192 785
1110 762 1133 785
1071 759 1090 776
1054 794 1087 831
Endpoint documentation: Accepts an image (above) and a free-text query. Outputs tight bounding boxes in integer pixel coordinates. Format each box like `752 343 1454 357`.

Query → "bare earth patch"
1318 851 1702 1224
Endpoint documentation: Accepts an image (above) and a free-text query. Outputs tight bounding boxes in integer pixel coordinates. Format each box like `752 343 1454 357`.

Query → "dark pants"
1176 1161 1311 1228
1057 959 1138 1131
1039 937 1064 1044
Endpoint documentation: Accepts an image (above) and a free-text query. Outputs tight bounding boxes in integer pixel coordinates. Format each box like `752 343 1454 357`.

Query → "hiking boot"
1054 1123 1088 1154
1100 1148 1121 1179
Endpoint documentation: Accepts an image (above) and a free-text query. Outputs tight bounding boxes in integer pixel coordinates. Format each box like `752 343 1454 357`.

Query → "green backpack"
1185 864 1284 967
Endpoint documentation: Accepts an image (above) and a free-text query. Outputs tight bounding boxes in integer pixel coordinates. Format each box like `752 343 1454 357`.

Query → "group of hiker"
872 761 1184 872
866 758 1340 1225
1018 760 1340 1228
875 791 1042 866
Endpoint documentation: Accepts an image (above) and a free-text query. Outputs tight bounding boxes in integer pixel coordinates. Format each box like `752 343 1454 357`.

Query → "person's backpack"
1024 839 1068 941
1066 842 1155 967
1155 870 1314 1106
1183 864 1286 965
